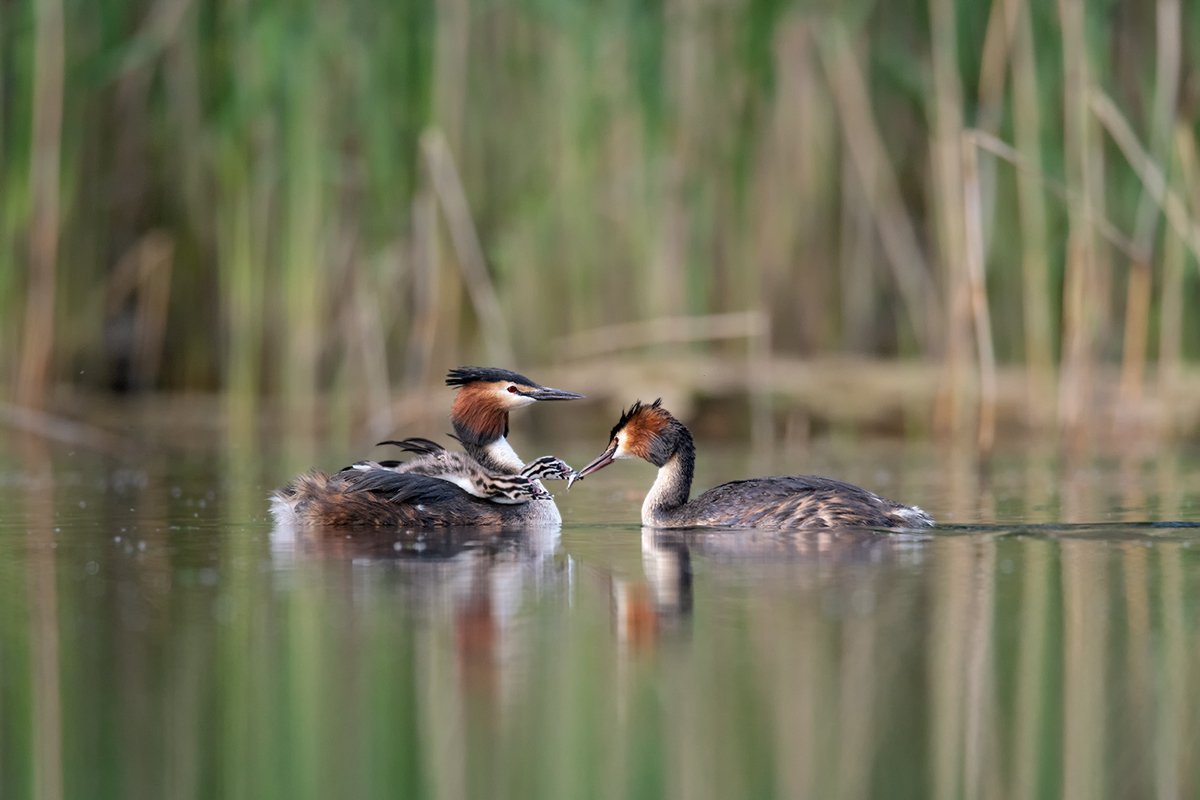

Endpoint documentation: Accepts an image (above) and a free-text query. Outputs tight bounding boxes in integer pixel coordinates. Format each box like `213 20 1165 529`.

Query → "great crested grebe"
571 400 934 530
271 367 584 528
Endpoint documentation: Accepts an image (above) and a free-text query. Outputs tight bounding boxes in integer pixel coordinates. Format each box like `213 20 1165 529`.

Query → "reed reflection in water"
3 462 1200 797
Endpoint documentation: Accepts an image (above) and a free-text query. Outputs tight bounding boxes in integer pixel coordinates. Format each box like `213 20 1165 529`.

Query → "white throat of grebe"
641 451 689 523
482 435 525 474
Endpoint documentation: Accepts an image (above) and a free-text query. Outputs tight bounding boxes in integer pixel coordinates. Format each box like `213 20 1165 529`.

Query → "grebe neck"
642 431 695 526
451 393 510 451
466 435 524 475
453 404 519 474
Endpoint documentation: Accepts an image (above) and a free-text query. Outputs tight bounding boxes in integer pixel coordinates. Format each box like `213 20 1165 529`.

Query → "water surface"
2 429 1200 799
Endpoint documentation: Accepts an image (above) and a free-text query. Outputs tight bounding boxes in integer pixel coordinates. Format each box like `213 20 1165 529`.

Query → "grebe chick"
377 437 576 485
350 450 552 503
270 367 583 528
572 400 934 530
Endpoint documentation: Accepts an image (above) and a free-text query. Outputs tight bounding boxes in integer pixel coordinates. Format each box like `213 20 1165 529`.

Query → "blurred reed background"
2 0 1200 447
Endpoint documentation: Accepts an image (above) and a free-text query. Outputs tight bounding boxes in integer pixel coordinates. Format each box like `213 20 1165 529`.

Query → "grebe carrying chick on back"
272 367 584 528
571 399 933 530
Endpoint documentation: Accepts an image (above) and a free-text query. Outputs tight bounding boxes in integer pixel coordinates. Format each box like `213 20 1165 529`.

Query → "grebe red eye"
507 385 519 393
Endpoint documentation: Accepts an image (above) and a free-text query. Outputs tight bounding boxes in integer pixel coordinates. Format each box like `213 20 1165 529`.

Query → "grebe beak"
525 385 586 402
573 440 618 482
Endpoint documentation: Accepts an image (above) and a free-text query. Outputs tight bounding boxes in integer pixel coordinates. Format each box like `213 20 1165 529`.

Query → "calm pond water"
2 424 1200 800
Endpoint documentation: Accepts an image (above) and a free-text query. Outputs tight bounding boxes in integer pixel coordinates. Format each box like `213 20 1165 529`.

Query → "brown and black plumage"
272 472 544 527
443 367 583 475
270 367 583 528
572 399 934 530
272 470 548 528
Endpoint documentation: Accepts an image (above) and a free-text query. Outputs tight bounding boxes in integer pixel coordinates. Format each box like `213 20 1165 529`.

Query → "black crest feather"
377 437 448 456
445 366 537 388
610 398 663 440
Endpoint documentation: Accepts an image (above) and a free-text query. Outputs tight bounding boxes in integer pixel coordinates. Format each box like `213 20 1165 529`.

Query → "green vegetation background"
2 0 1199 434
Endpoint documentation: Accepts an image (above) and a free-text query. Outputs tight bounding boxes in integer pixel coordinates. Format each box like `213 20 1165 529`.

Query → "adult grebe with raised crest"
571 399 933 530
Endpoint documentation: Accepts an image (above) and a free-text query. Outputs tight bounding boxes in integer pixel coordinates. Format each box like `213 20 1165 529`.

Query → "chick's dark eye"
507 386 519 393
